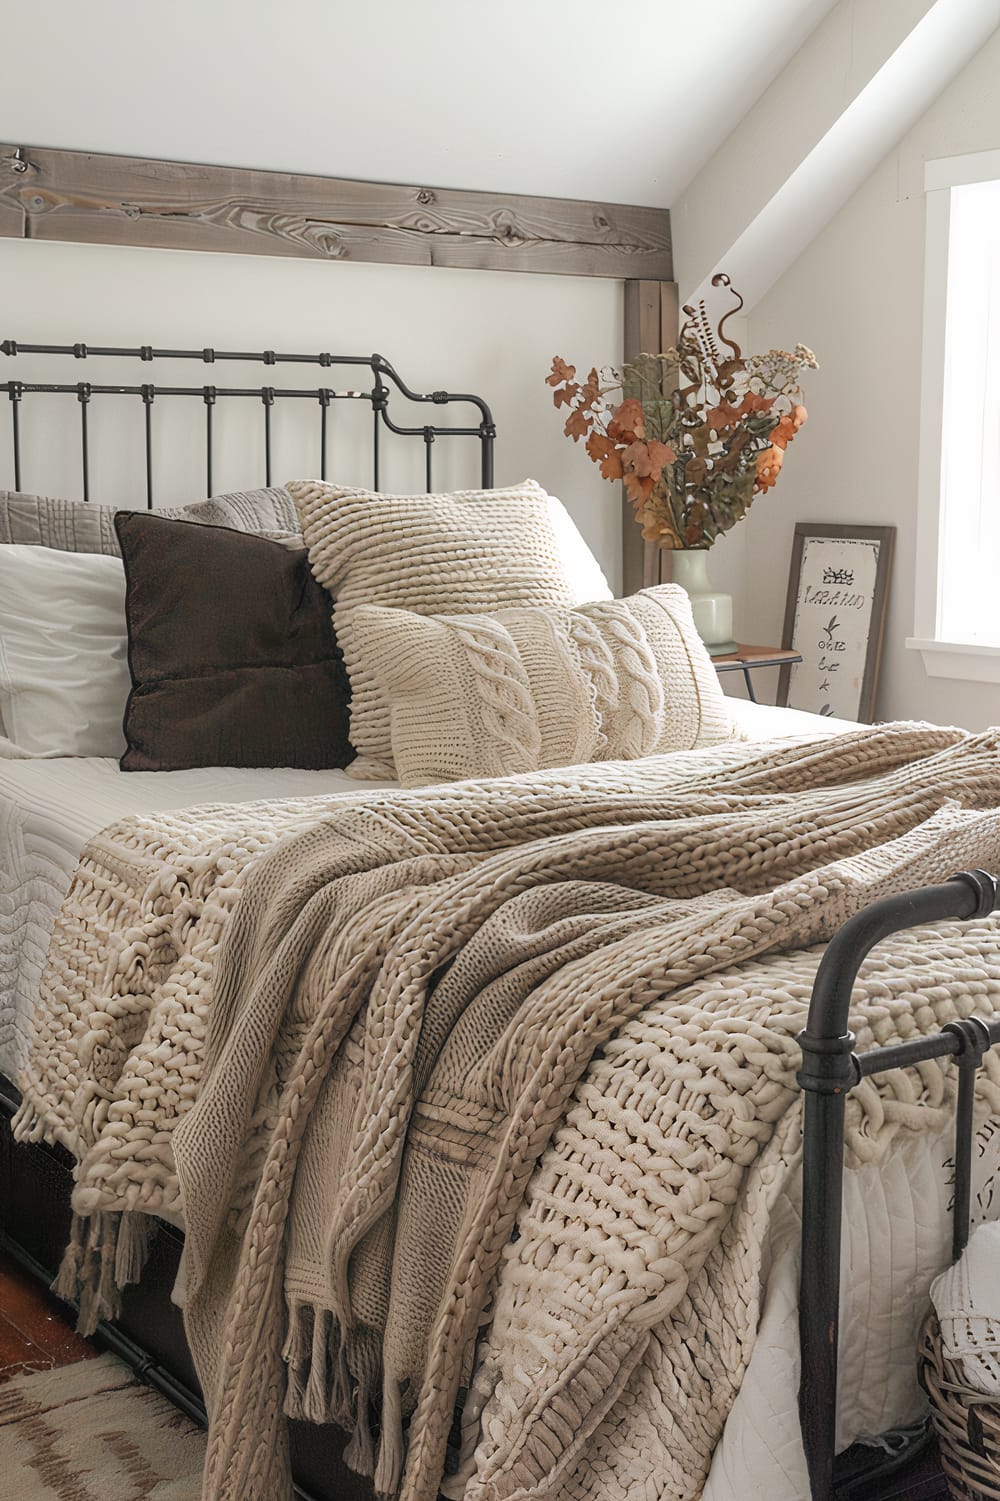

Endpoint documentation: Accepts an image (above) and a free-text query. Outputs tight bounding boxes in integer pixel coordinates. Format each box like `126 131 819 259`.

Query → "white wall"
0 239 623 583
731 29 1000 727
0 0 636 588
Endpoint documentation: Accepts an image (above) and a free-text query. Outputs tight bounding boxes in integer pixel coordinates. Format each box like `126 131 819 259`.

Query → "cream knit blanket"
14 725 1000 1501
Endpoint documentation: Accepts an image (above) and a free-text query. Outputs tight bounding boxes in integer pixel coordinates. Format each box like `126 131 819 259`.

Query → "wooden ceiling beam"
0 143 672 282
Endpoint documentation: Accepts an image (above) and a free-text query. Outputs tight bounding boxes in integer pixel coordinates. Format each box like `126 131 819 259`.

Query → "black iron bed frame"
1 339 998 1497
799 868 1000 1500
1 339 496 500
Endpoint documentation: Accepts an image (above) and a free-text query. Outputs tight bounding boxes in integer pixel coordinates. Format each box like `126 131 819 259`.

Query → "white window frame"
908 148 1000 684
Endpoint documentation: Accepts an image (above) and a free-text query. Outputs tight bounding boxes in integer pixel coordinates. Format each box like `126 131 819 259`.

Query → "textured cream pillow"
287 478 612 779
350 584 738 787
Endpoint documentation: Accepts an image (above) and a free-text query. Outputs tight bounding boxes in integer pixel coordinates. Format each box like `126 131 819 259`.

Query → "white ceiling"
2 0 839 207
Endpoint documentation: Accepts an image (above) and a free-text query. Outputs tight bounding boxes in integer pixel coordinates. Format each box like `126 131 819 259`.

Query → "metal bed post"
141 383 155 507
7 379 22 490
77 383 91 501
261 386 275 486
797 869 1000 1501
203 385 216 496
318 387 330 481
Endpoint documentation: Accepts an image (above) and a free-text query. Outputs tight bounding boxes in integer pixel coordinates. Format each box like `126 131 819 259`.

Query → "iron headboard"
0 340 496 504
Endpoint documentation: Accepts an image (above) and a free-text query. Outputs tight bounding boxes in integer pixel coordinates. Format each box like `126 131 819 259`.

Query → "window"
909 149 1000 683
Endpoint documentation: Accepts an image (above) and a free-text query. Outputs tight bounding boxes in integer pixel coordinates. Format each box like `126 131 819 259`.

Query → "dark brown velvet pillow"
114 512 353 771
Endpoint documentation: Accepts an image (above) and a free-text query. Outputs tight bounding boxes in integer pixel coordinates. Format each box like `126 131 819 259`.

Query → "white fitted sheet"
0 758 397 1080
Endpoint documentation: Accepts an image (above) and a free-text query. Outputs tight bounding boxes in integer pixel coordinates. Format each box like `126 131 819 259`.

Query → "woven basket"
918 1310 1000 1499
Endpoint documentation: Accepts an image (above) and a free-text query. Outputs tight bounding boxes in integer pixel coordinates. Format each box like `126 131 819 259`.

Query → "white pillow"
350 584 739 787
0 545 131 757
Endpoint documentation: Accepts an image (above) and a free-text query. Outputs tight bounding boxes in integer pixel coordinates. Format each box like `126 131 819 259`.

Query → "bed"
2 338 1000 1501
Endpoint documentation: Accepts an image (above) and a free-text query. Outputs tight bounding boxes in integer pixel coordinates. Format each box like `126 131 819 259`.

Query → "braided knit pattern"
588 600 665 759
14 724 1000 1501
446 618 543 772
566 612 619 756
350 585 736 787
287 478 611 780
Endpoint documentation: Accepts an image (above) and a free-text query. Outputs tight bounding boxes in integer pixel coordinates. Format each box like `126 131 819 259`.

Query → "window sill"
906 637 1000 683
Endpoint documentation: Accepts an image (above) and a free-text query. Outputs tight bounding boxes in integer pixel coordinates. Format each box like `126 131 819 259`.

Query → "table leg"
742 666 757 703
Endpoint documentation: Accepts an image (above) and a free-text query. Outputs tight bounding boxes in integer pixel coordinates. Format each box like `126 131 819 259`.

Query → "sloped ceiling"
674 0 1000 308
1 0 837 207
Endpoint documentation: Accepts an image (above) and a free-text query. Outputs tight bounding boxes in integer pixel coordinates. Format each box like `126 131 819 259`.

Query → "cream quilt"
13 725 1000 1501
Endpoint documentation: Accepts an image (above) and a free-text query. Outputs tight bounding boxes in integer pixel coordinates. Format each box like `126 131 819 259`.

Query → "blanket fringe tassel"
374 1372 405 1500
283 1299 405 1490
53 1210 157 1337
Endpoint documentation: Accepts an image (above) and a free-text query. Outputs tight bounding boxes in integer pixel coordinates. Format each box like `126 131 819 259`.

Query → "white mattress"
728 697 862 739
0 758 397 1081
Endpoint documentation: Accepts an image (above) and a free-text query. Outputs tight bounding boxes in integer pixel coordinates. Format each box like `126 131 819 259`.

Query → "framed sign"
777 523 895 722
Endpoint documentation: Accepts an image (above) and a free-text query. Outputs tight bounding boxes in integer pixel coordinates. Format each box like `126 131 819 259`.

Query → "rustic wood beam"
0 144 672 282
621 279 679 595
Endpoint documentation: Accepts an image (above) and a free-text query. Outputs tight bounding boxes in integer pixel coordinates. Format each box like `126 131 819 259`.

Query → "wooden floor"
0 1251 98 1384
0 1250 951 1497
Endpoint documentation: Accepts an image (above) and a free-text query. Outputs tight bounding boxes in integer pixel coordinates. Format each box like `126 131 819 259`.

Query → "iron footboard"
797 869 1000 1500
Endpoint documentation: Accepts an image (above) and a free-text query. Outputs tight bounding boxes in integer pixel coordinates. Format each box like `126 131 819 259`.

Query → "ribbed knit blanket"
14 725 1000 1501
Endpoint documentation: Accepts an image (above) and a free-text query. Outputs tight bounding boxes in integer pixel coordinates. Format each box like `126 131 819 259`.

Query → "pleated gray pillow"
0 485 299 556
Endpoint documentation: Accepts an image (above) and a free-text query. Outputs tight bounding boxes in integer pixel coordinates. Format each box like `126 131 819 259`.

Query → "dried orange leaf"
646 439 676 476
586 431 624 481
612 398 645 440
563 407 590 442
546 356 576 387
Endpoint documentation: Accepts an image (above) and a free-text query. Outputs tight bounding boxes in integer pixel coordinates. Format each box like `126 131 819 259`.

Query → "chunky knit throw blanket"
14 725 1000 1501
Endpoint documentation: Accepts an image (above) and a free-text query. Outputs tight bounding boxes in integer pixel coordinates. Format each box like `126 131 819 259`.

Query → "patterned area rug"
0 1352 205 1499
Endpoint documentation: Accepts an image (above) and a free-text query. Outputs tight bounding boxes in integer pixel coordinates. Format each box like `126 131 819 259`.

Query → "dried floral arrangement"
548 275 817 550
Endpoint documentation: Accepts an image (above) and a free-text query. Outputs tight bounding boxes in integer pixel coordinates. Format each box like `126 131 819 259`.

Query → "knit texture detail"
13 725 1000 1501
286 478 611 779
463 914 1000 1501
0 486 299 557
351 585 738 786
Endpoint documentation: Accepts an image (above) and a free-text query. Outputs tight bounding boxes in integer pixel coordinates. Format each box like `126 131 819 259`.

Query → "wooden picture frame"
777 523 895 723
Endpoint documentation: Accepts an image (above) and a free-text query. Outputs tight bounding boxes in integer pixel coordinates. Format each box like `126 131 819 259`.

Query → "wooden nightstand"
712 644 803 704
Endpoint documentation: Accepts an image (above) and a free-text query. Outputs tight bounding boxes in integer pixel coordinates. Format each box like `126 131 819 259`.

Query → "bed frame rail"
798 868 1000 1500
0 340 496 502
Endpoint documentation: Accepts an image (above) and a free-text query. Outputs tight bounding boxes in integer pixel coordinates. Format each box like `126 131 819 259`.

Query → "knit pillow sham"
349 583 739 787
0 485 298 556
287 477 612 779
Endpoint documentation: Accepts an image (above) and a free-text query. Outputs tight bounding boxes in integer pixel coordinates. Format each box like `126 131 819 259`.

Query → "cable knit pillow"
349 584 737 786
287 477 611 779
